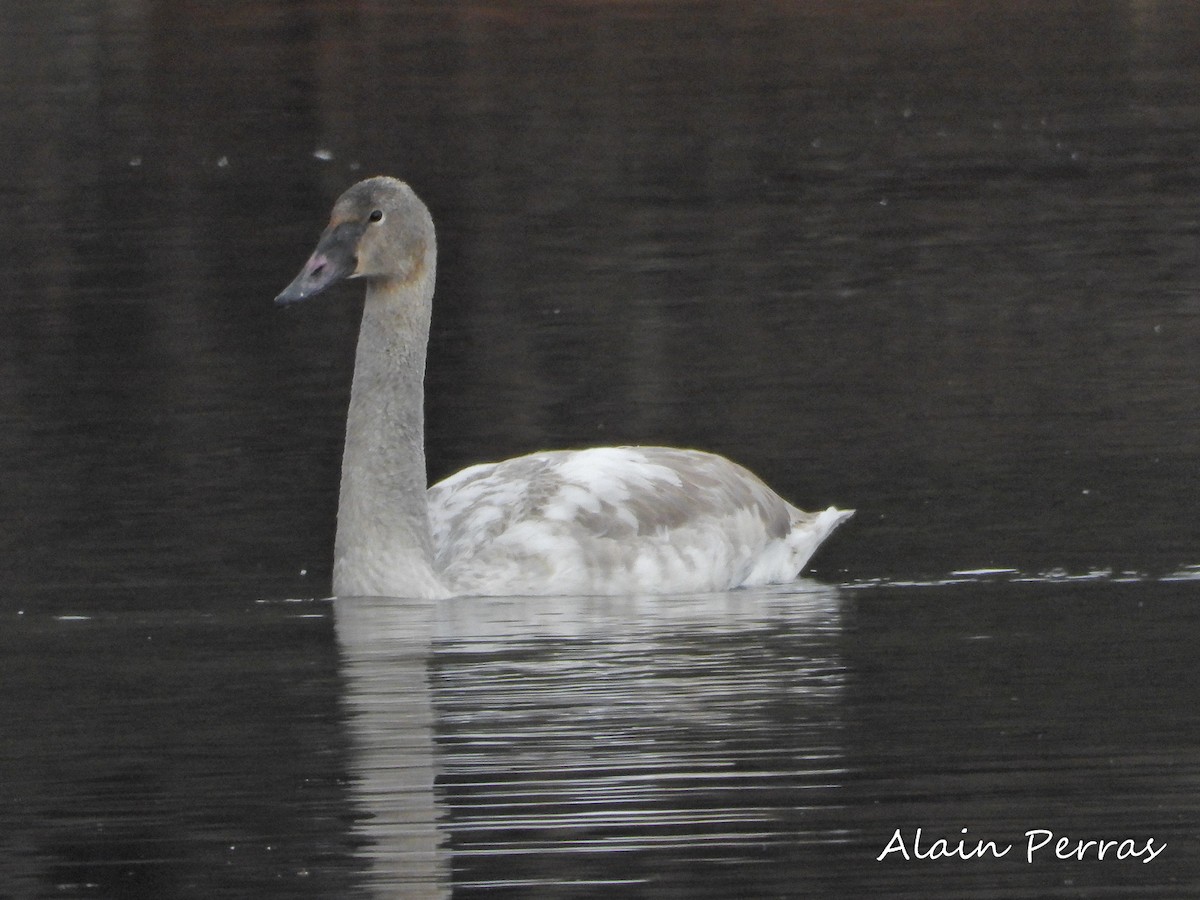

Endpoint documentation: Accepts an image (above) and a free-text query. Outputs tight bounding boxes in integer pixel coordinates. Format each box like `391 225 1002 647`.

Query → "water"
2 1 1199 896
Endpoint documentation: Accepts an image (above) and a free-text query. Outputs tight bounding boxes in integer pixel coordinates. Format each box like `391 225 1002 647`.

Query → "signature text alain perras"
877 827 1164 864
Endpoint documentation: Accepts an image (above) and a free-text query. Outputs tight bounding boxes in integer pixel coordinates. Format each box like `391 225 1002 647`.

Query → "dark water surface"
3 1 1200 897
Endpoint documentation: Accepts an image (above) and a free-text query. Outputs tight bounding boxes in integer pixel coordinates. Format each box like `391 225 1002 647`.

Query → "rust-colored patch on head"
395 236 430 286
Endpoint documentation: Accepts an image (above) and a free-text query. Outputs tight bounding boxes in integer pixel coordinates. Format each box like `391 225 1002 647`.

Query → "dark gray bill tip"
274 279 313 306
274 250 351 307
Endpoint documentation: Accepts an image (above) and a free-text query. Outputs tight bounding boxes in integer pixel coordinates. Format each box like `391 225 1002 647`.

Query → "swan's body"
276 176 852 598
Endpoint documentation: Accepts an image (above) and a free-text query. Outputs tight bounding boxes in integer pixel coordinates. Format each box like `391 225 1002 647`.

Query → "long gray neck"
332 250 449 598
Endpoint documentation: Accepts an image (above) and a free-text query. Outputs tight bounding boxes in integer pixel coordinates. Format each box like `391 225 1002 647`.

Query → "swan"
275 176 852 598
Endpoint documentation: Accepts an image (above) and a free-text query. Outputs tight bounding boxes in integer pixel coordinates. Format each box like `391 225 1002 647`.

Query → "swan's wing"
427 446 849 596
429 446 786 549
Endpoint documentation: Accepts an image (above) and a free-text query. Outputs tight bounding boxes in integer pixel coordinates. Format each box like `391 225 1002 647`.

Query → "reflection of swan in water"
334 584 846 896
334 596 451 899
277 176 853 600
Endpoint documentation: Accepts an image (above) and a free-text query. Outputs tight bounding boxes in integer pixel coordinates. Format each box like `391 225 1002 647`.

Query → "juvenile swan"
276 176 852 598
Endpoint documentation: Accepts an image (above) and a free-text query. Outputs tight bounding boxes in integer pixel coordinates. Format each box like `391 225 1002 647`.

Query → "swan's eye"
368 209 384 223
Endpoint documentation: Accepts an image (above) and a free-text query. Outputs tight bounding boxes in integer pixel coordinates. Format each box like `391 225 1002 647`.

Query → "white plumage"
428 447 850 596
276 177 852 598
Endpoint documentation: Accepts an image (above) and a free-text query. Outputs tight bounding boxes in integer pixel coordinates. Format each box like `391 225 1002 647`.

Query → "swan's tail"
743 505 853 586
787 506 854 576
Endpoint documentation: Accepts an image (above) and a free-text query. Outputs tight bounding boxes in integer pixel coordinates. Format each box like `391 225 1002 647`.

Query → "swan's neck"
332 256 449 598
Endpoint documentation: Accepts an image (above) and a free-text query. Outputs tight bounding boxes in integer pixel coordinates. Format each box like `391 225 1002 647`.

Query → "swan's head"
275 176 435 306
